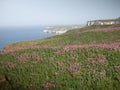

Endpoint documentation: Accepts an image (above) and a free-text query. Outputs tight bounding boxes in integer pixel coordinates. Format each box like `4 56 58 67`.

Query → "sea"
0 26 55 51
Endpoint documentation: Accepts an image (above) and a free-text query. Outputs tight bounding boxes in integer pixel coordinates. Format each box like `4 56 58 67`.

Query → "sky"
0 0 120 26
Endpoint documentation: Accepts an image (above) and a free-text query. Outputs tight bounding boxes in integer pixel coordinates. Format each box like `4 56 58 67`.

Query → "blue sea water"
0 26 55 51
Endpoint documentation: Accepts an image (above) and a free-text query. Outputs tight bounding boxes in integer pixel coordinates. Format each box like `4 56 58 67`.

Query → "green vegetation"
0 25 120 90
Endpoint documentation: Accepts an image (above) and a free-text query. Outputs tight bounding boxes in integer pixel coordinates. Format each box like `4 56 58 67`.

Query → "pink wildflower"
6 62 17 69
99 70 106 78
18 53 29 63
88 55 106 65
114 66 120 72
97 55 106 64
31 52 42 65
67 63 81 76
42 81 56 90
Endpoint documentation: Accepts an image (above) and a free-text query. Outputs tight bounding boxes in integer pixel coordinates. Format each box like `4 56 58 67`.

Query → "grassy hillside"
0 25 120 90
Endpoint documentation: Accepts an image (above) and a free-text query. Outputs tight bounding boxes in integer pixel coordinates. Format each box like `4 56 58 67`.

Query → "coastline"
0 26 56 51
0 25 85 51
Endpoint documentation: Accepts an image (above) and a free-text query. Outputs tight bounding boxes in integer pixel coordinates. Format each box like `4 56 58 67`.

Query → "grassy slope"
3 25 120 50
0 25 120 90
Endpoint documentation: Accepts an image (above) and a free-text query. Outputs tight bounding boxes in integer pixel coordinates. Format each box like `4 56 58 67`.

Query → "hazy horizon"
0 0 120 27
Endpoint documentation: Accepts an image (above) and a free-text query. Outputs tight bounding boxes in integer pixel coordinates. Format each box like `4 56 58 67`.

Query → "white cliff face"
55 30 67 34
87 17 120 26
44 25 85 34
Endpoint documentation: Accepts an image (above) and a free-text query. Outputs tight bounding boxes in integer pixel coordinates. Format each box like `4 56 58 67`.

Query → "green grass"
36 30 120 46
0 25 120 90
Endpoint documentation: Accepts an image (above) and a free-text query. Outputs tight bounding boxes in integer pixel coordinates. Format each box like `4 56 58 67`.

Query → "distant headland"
44 25 85 34
44 17 120 34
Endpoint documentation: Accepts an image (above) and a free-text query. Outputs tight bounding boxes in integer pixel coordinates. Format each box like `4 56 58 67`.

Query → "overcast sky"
0 0 120 26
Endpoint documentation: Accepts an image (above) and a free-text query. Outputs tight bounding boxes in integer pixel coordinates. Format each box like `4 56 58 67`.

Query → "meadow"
0 25 120 90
